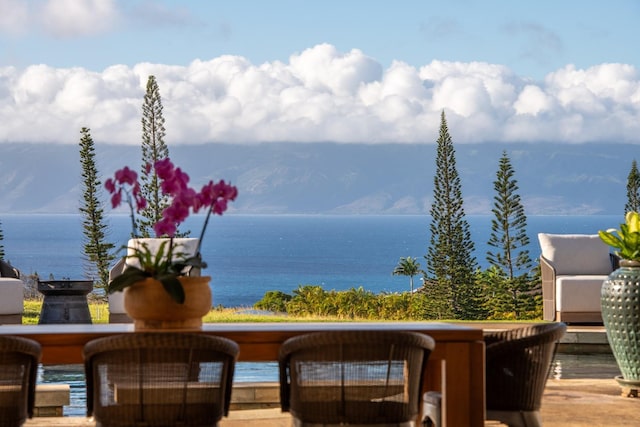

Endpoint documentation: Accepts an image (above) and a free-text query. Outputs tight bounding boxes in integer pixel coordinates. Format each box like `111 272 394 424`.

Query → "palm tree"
392 256 424 294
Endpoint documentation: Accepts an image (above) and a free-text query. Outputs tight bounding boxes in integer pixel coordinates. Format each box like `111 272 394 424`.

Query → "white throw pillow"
538 233 612 275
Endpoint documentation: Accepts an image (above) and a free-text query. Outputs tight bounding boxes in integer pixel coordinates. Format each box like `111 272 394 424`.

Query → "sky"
1 0 640 145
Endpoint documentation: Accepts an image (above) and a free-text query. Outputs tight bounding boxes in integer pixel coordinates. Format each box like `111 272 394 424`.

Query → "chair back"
537 233 612 275
279 330 435 426
84 333 238 427
0 336 41 427
485 322 567 412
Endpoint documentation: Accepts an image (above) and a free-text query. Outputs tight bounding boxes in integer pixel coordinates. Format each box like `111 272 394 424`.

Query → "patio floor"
24 378 640 426
535 378 640 426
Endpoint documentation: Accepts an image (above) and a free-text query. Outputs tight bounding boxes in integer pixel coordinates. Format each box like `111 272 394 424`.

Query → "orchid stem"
196 204 213 256
128 192 138 238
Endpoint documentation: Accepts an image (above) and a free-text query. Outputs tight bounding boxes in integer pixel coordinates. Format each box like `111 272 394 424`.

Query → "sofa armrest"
540 255 557 321
0 260 20 279
0 278 24 315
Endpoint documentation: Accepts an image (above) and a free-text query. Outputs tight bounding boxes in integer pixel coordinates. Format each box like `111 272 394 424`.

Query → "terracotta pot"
124 276 212 331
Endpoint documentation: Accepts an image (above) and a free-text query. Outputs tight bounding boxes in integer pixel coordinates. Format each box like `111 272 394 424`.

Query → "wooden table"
0 322 485 426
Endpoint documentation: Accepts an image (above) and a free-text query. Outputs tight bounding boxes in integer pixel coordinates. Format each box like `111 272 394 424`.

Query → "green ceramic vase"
601 259 640 380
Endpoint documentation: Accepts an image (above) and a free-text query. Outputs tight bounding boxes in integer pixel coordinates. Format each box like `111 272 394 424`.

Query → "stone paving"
221 379 640 427
25 380 640 427
537 378 640 427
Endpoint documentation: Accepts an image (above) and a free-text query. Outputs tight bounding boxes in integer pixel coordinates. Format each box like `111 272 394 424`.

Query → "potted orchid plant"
105 158 238 305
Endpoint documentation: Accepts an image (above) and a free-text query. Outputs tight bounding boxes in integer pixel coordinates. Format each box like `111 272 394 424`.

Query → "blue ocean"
1 213 622 307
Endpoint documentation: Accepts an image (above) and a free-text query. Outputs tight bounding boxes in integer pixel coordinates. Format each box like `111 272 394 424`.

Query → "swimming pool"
550 353 620 380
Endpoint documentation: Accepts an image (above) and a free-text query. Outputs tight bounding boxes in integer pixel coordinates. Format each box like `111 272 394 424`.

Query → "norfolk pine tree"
79 127 115 296
0 220 4 259
424 112 483 319
137 75 170 237
625 159 640 214
484 151 538 319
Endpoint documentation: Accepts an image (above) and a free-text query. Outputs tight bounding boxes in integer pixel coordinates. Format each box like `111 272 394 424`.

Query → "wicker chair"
0 336 41 427
84 333 239 427
485 322 567 427
279 330 435 427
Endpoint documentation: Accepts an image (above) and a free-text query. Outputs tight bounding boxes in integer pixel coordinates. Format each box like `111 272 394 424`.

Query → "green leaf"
598 230 622 249
627 211 640 233
157 274 186 304
600 212 640 261
108 268 149 293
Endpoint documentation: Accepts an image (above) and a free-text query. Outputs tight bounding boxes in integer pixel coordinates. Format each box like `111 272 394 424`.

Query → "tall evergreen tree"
0 220 5 259
485 150 538 319
625 159 640 214
79 127 115 295
424 111 482 319
137 75 170 237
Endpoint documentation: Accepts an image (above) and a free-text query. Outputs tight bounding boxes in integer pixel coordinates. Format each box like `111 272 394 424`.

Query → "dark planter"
601 259 640 388
38 280 93 324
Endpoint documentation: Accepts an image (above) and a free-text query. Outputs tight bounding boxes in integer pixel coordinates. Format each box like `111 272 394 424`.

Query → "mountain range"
0 141 636 215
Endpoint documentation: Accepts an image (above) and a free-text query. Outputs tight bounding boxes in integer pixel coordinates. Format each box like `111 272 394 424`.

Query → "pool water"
40 362 279 417
549 353 621 380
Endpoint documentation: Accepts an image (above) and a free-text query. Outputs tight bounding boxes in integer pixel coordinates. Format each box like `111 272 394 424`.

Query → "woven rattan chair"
279 330 435 427
485 322 567 427
0 336 41 427
84 333 239 427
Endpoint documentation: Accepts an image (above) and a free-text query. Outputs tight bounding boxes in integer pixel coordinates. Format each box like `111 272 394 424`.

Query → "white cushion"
0 278 23 314
556 275 608 312
538 233 612 275
108 292 125 313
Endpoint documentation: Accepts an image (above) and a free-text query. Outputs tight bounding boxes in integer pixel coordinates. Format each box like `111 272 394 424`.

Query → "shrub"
254 290 292 313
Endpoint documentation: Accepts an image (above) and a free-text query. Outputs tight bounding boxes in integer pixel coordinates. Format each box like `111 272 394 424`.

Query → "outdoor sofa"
0 260 24 324
538 233 616 323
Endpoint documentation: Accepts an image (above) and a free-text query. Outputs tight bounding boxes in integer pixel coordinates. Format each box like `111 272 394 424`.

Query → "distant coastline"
0 141 634 215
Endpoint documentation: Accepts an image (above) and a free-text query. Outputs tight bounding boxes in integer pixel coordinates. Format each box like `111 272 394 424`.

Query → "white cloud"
432 75 493 118
289 43 382 97
0 44 639 145
41 0 119 38
0 0 30 36
0 0 119 38
514 85 554 116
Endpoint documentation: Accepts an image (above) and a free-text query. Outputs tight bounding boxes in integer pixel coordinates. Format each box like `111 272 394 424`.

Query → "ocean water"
1 213 622 307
